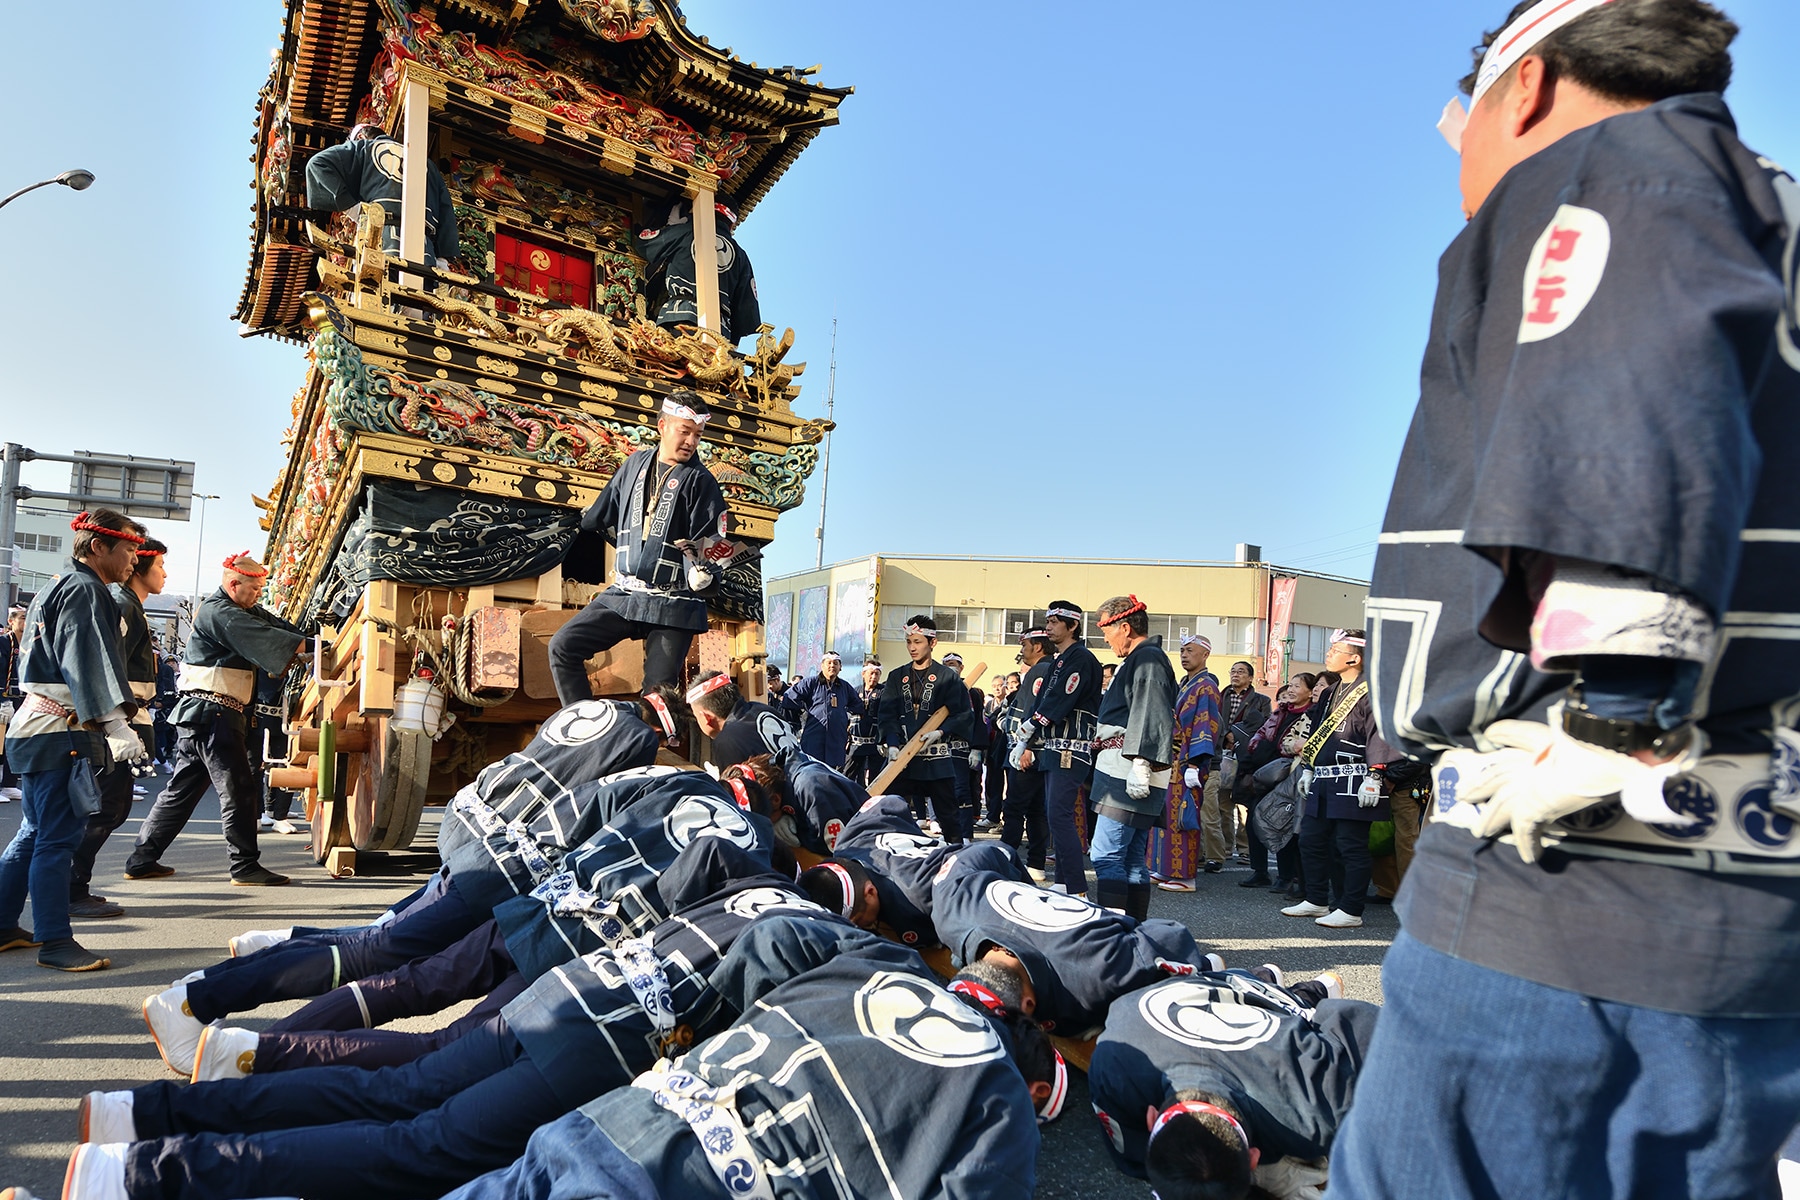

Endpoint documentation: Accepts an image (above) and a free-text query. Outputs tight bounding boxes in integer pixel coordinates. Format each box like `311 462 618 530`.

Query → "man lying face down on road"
1087 968 1377 1200
67 839 830 1200
802 792 1032 948
436 917 1060 1200
166 758 783 1082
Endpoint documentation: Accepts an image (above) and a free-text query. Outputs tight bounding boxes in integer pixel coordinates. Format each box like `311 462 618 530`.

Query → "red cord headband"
725 776 752 812
223 553 268 578
136 547 163 558
643 692 678 741
686 673 734 704
1149 1100 1247 1147
70 512 145 545
1097 596 1147 627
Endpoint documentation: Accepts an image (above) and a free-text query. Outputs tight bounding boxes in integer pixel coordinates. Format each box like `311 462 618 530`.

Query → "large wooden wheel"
346 716 432 852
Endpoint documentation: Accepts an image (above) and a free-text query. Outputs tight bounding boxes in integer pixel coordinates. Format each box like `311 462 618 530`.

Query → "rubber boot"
1126 883 1153 923
1095 879 1129 914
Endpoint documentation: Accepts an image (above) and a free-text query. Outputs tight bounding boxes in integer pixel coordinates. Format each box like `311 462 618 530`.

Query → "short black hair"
1231 660 1257 679
689 669 740 720
131 537 169 577
798 857 873 921
1462 0 1736 103
1144 1092 1255 1200
638 683 694 741
995 1007 1056 1097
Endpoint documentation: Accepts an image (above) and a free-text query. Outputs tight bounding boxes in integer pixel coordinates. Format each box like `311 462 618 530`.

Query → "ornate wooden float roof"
235 0 850 335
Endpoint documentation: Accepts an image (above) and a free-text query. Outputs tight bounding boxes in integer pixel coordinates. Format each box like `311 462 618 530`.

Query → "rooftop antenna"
814 314 836 570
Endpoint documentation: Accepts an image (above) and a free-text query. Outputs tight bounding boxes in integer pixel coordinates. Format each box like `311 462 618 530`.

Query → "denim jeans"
443 1109 657 1200
1089 815 1150 885
0 763 86 941
1330 932 1800 1200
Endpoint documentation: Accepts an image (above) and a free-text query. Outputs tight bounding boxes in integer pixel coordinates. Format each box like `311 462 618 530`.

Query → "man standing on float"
126 554 304 886
552 390 731 699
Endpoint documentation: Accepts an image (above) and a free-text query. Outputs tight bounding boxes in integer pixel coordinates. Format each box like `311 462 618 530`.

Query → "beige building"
764 552 1368 695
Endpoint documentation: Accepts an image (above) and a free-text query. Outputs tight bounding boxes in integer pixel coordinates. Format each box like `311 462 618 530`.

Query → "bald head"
222 554 268 608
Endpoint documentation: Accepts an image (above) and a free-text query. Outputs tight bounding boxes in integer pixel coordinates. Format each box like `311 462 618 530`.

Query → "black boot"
1095 879 1129 913
1126 883 1153 923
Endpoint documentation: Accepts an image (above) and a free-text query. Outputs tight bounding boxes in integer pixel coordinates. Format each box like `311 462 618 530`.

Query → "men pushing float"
552 390 732 701
125 554 304 887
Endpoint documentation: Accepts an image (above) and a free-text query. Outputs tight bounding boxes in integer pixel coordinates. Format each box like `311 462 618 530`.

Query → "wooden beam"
690 187 721 335
400 76 432 289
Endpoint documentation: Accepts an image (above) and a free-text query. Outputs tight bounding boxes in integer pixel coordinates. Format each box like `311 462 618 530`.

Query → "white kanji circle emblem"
755 711 798 756
665 796 759 850
985 879 1101 932
722 888 823 921
540 701 621 746
853 970 1004 1067
874 832 940 860
1138 981 1281 1051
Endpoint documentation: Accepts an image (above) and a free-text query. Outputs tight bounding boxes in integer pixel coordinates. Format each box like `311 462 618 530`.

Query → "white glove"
103 718 146 767
1008 740 1031 771
885 745 902 762
1183 766 1201 789
1459 709 1701 864
1252 1156 1329 1200
1126 757 1153 800
0 700 13 724
969 750 982 770
1357 774 1384 808
918 730 943 748
684 560 715 591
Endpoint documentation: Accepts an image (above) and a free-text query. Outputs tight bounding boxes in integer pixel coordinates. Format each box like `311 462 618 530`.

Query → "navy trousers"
258 974 528 1072
69 754 140 899
128 713 265 877
442 1110 657 1200
126 1017 563 1200
184 880 482 1024
1044 767 1088 893
1000 767 1047 870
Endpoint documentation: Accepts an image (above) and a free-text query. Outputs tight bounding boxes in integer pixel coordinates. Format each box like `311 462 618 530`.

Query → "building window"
16 532 62 554
879 605 1010 645
1225 617 1265 656
1286 623 1333 663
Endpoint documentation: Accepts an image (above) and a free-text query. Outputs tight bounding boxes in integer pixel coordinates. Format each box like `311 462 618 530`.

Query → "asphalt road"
0 787 1394 1199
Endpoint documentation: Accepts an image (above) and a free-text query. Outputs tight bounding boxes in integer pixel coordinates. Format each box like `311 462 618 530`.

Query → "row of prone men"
47 695 1378 1200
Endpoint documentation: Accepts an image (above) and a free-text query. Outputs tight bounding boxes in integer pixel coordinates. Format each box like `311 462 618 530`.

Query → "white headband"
660 396 711 427
1180 634 1211 651
821 651 842 663
1045 606 1081 623
1331 629 1366 648
822 862 856 917
1437 0 1614 151
903 623 936 639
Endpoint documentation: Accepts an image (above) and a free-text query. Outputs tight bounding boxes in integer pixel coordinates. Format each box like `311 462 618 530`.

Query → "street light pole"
0 443 24 614
192 494 220 598
0 169 95 212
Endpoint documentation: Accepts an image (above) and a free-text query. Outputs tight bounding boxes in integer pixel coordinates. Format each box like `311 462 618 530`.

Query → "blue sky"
2 1 1796 590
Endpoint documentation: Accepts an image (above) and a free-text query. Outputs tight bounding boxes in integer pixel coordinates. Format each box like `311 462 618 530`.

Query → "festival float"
237 0 847 874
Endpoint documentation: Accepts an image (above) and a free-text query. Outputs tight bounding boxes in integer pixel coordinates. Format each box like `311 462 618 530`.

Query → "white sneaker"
77 1091 135 1144
258 814 275 831
0 786 19 802
62 1141 129 1200
1281 901 1330 918
131 786 147 799
270 819 305 835
191 1024 257 1083
142 983 205 1075
1260 963 1286 987
1047 883 1069 894
172 969 206 987
1203 953 1226 972
1026 867 1048 884
1315 909 1364 929
1314 970 1345 999
229 927 294 958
